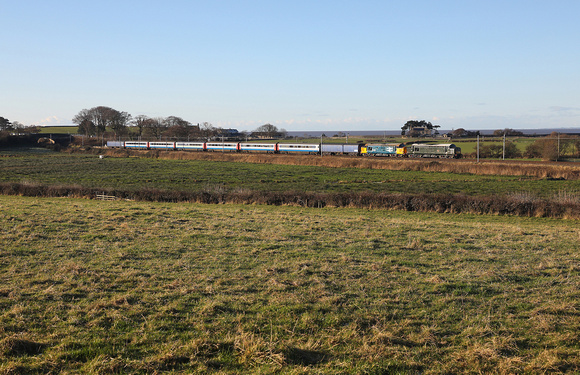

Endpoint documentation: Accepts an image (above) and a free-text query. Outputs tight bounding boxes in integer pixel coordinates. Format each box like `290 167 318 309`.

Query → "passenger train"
106 141 462 158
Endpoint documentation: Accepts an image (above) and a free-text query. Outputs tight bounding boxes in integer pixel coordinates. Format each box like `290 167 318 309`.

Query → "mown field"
1 195 579 374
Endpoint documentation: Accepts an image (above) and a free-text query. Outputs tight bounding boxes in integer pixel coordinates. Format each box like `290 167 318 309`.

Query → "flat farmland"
1 196 579 374
1 152 579 198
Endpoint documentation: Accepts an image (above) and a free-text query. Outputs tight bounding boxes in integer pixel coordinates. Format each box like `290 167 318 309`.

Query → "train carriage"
239 143 278 153
408 143 461 158
149 141 176 150
175 142 206 151
106 141 124 148
278 143 320 154
321 143 363 155
205 142 240 152
124 141 149 149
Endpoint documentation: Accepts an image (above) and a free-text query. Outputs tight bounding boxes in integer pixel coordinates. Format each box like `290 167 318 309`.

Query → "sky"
1 0 579 132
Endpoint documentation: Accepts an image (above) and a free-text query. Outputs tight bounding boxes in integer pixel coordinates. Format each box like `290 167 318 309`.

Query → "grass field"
1 152 579 200
37 126 78 135
1 195 579 374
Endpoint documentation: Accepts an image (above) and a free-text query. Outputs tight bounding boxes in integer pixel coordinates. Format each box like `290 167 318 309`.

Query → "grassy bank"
1 196 579 374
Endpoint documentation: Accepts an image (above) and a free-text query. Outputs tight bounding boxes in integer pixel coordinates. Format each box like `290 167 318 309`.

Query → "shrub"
525 135 559 161
479 142 521 158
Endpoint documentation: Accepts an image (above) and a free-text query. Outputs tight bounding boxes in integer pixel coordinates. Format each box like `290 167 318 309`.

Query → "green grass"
37 126 78 134
1 152 579 199
1 195 579 373
452 138 538 155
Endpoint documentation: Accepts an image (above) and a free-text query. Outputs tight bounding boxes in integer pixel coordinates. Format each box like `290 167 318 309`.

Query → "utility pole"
477 135 480 163
557 133 560 161
503 132 506 160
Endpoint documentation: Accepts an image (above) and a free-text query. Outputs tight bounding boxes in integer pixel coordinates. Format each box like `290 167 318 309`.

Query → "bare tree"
132 115 151 137
143 117 167 139
78 119 97 136
252 123 283 138
200 122 216 139
163 116 192 140
110 111 131 137
72 106 131 136
72 109 93 134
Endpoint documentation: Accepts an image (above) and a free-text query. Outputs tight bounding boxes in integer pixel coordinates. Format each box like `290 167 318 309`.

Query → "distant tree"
452 128 467 138
72 106 130 136
479 142 521 158
198 122 219 139
132 115 151 137
78 119 97 136
188 123 202 139
252 123 283 138
16 124 40 134
524 142 542 159
558 136 576 158
90 106 114 135
109 111 131 137
163 116 193 139
493 128 524 137
142 117 167 139
544 132 561 161
0 116 13 131
451 128 480 138
12 121 24 130
163 116 189 128
524 132 559 161
72 109 93 133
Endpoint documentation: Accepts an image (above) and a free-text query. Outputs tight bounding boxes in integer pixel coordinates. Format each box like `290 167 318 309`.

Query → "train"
106 141 462 158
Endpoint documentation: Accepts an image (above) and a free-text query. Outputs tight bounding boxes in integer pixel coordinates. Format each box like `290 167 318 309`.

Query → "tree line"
72 106 287 140
72 106 208 139
0 116 39 134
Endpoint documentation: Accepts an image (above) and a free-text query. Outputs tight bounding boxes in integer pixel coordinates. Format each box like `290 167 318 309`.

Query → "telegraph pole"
502 132 506 160
477 135 480 163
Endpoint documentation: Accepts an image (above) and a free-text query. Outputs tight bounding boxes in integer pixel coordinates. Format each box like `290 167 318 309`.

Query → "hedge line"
1 182 578 219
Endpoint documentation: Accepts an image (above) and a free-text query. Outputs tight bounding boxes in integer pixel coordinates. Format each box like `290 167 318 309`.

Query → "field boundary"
1 182 578 219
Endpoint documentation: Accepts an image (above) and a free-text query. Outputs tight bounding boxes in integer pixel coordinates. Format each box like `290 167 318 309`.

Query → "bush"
525 134 559 161
479 142 521 158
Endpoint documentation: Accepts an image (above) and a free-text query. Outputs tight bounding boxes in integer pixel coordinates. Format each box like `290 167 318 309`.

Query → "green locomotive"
408 143 462 158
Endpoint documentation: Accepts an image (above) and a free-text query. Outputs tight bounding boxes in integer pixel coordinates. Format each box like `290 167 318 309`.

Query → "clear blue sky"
1 0 579 132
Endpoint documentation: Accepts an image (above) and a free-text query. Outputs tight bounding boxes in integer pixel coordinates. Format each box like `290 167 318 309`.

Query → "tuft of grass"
0 337 47 357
